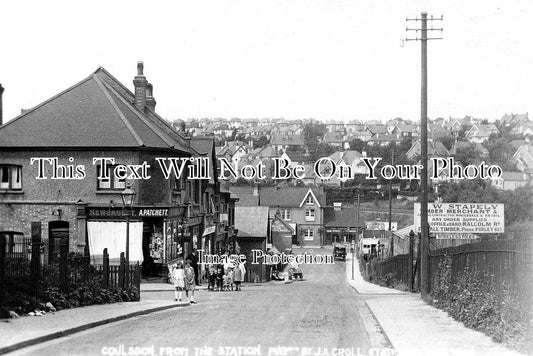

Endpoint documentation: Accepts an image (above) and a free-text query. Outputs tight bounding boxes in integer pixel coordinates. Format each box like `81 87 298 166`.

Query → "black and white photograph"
0 1 532 355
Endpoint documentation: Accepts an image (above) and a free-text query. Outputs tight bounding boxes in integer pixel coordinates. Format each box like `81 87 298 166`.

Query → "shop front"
85 206 174 278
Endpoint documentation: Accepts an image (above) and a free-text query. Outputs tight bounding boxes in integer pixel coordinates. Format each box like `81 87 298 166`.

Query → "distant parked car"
333 245 347 260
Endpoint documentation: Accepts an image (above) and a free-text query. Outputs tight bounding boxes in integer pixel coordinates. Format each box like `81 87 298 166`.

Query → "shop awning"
202 225 216 237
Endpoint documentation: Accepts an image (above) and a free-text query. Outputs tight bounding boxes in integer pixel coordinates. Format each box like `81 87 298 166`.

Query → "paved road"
11 255 386 356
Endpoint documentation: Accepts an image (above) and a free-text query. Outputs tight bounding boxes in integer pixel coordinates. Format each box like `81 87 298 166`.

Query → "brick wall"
0 203 81 249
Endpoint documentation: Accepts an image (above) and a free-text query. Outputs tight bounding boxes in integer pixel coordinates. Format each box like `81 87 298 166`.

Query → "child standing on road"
184 259 197 304
233 263 243 291
215 266 224 291
207 265 216 291
172 263 185 302
227 267 235 291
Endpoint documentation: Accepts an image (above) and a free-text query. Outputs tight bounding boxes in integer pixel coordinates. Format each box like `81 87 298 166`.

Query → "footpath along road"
344 252 526 356
3 247 390 356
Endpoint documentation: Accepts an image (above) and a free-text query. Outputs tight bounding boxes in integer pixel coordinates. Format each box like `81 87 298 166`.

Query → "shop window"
304 228 314 241
281 209 291 220
96 165 126 190
305 208 315 221
0 165 22 191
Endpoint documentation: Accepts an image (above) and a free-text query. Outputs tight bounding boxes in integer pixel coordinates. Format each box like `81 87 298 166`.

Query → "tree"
303 122 327 141
454 142 480 166
439 136 456 151
307 142 336 162
252 136 269 148
483 136 516 169
349 138 366 152
438 180 533 226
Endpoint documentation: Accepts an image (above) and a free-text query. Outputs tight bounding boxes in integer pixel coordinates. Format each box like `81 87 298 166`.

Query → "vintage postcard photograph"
0 1 532 355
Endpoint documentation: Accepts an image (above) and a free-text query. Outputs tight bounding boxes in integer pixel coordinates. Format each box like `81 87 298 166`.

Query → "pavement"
345 252 527 356
0 298 189 354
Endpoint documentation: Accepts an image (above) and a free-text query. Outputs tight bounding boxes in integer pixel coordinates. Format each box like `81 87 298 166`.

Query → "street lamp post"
121 184 136 266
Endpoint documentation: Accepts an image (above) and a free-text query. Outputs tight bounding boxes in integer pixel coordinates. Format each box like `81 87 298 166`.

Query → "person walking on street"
184 258 197 303
172 262 185 301
190 250 200 286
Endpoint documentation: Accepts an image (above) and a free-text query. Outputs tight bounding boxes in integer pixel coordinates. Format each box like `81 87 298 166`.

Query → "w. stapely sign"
414 203 505 235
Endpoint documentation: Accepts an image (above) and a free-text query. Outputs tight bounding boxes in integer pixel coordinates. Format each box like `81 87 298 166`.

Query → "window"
187 181 193 200
281 209 291 220
0 165 22 191
304 228 314 241
173 176 184 191
306 194 314 205
305 208 315 221
96 165 126 190
194 180 200 204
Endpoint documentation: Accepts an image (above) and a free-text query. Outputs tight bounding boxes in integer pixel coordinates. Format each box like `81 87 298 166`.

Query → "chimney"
0 83 4 126
146 83 156 111
133 61 147 111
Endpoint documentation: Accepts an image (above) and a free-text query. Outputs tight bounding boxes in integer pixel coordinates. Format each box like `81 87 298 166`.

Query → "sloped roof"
271 134 305 146
259 187 326 207
323 207 364 228
395 124 417 133
0 67 189 152
216 141 250 156
323 132 344 143
368 134 402 142
329 150 362 164
366 125 388 134
235 206 269 238
229 186 260 207
190 137 215 155
252 145 277 158
501 171 527 181
509 140 528 149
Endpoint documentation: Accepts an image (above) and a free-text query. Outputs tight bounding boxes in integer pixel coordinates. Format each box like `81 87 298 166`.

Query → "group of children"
206 262 245 292
170 259 197 303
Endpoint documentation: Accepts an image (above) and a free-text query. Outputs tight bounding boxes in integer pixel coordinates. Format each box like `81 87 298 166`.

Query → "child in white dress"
172 263 185 301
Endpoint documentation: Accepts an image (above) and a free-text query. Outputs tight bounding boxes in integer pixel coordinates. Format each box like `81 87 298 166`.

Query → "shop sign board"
414 203 504 234
202 226 216 237
87 207 169 219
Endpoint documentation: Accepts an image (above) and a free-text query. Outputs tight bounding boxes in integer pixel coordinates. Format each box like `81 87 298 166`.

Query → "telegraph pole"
406 12 443 300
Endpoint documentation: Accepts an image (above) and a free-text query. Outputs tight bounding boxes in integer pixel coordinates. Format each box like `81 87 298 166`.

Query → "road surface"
11 253 388 356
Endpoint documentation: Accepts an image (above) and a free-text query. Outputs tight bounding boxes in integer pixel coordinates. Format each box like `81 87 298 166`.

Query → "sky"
0 0 532 123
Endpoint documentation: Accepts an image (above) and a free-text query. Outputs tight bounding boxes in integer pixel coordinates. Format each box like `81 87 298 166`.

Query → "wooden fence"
368 238 533 309
429 238 533 309
0 232 140 308
369 254 410 286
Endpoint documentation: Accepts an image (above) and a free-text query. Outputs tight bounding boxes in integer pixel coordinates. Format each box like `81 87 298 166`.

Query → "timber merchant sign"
414 203 504 234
